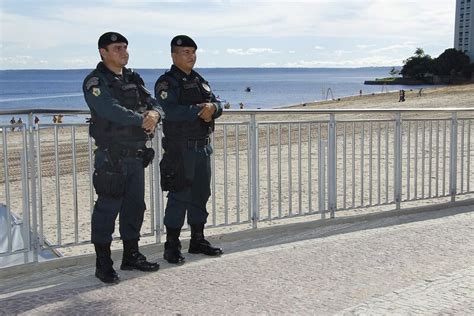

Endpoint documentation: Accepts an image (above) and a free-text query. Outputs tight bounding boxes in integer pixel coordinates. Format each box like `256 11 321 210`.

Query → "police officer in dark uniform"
83 32 164 283
154 35 223 264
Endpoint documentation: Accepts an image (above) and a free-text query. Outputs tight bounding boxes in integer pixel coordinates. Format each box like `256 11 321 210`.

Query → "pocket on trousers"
159 151 187 192
93 168 126 198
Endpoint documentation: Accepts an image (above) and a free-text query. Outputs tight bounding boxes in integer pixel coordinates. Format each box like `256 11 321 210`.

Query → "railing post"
450 112 458 202
20 124 31 264
394 112 402 209
318 140 326 218
26 114 39 263
327 114 337 218
250 114 259 228
153 125 163 243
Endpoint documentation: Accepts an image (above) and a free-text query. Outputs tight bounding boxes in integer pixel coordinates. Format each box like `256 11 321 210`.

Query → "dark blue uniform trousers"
91 151 146 244
164 146 212 229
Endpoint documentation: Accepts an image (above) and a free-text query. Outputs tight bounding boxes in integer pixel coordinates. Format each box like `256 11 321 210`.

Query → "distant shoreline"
364 77 426 85
0 66 401 72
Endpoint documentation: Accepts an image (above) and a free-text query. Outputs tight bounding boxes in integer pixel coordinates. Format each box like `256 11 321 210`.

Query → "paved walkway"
0 205 473 315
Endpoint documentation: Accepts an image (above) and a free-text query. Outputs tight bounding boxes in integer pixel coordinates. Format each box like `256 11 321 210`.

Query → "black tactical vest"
89 63 149 147
162 66 213 140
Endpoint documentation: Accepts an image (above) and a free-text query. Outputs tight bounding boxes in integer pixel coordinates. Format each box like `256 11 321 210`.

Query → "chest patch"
201 83 211 92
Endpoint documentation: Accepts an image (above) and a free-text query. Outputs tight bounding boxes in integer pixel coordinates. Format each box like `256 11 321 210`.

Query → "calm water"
0 67 435 124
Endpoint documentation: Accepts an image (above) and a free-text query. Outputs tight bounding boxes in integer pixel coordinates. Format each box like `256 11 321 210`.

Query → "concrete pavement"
0 204 473 315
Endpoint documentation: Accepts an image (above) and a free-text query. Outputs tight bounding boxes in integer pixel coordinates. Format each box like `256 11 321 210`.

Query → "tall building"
455 0 474 61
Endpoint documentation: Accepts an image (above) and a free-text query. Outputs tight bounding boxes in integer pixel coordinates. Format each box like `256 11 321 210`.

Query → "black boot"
164 227 185 264
121 238 160 272
94 242 120 284
188 223 223 256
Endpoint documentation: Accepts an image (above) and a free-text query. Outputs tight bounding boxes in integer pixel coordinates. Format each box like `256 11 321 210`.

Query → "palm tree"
414 48 425 58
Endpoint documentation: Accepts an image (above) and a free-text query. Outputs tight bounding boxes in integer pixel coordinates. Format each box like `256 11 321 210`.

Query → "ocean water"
0 67 435 124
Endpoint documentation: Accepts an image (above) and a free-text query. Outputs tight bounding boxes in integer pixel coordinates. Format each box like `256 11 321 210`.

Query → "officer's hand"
142 110 160 133
197 103 216 123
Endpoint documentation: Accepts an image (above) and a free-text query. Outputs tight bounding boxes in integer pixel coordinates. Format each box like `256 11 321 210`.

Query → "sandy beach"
1 84 474 257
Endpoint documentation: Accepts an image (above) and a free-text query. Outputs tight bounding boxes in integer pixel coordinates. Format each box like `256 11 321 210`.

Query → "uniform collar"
97 62 131 81
170 64 197 80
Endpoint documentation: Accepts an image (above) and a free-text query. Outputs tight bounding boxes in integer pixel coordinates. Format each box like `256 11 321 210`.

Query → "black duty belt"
162 137 211 150
186 137 210 149
119 148 145 157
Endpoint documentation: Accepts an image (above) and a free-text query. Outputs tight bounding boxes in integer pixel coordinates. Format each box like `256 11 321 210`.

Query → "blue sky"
1 0 455 69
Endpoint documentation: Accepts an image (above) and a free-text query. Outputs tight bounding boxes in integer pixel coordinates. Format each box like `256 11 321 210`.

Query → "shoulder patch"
155 80 169 92
85 77 100 91
92 87 101 97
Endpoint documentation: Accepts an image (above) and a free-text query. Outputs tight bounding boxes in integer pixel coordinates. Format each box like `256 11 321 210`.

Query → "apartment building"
455 0 474 61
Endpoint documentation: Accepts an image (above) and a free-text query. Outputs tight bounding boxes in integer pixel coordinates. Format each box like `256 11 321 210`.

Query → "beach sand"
1 84 474 257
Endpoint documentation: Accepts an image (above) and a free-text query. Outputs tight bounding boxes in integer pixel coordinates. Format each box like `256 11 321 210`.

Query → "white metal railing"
1 108 474 268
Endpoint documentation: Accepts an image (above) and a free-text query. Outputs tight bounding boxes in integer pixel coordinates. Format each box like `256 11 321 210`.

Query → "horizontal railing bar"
0 249 29 257
0 109 90 116
2 107 474 117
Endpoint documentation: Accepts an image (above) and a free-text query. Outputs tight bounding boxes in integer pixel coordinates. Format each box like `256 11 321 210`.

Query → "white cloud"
356 44 376 49
285 55 402 68
333 50 353 57
369 42 416 54
0 0 456 68
62 58 95 67
199 48 221 55
226 48 277 55
260 62 278 67
4 1 453 44
1 56 49 67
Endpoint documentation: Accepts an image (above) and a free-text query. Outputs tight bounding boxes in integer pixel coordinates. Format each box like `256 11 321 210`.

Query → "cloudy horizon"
1 0 456 69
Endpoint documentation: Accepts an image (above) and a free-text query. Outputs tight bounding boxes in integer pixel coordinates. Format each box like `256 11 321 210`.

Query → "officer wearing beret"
154 35 223 264
83 32 164 283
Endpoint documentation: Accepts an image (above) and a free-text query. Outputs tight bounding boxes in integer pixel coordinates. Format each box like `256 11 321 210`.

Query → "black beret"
98 32 128 49
171 35 197 49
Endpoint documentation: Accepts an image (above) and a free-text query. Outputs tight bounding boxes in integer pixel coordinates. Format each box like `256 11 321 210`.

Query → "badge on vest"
160 91 168 99
201 83 211 92
92 87 101 97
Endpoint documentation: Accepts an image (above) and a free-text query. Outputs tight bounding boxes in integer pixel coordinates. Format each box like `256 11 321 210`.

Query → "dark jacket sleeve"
149 98 165 121
210 92 223 119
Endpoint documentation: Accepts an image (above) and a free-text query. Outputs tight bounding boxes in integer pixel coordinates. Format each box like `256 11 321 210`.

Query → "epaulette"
85 76 100 91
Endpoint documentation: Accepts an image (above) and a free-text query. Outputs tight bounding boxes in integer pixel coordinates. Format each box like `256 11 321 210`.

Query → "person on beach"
83 32 164 284
154 35 223 264
399 89 405 102
10 117 15 131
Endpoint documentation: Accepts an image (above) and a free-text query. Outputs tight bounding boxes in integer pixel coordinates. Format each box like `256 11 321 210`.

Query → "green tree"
401 49 433 80
414 48 425 57
432 48 470 76
462 63 474 78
